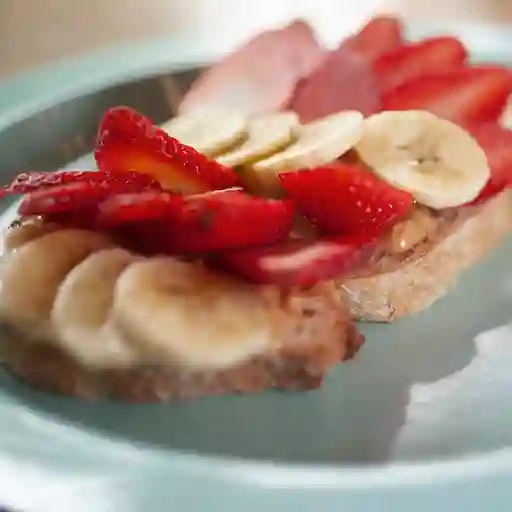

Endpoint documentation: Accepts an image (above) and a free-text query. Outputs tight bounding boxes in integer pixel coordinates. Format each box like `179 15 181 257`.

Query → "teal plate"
0 22 511 512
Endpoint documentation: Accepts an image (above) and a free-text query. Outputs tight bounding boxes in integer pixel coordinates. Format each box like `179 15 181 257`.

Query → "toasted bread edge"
340 189 512 322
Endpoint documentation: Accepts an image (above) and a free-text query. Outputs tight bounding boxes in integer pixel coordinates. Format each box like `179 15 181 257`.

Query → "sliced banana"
113 258 275 369
1 217 61 254
252 110 364 172
355 110 490 209
0 230 112 339
52 248 141 368
160 107 248 156
216 112 299 166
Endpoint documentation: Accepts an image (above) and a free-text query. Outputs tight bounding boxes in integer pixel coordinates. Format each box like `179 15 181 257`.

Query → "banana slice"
216 112 299 166
52 248 141 368
252 111 364 172
355 110 490 209
0 229 112 339
160 107 248 156
1 217 61 254
113 258 275 369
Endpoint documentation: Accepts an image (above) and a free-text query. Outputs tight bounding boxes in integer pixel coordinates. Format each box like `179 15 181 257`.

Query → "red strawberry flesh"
382 67 512 126
467 123 512 202
218 232 378 287
97 191 184 227
373 36 468 92
3 170 161 195
343 16 404 62
17 171 160 217
102 189 294 254
289 47 380 122
280 164 414 235
95 106 240 193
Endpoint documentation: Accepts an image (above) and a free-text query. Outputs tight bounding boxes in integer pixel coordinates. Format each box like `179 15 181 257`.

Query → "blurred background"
0 0 511 79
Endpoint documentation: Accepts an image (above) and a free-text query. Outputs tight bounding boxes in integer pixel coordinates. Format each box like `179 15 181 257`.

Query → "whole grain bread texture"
341 189 512 322
0 282 363 402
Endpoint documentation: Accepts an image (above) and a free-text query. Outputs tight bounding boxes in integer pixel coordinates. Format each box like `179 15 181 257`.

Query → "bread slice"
0 278 362 402
340 189 512 322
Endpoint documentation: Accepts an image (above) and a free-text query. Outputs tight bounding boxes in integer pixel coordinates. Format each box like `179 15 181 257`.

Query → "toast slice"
340 188 512 322
0 284 362 402
0 220 363 402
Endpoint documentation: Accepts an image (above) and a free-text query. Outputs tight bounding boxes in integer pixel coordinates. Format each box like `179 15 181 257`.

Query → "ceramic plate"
0 21 511 512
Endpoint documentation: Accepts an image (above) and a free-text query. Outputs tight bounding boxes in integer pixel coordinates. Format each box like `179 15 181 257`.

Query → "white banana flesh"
216 111 299 166
113 258 275 369
252 110 364 172
356 110 490 209
52 248 142 368
0 229 112 339
1 217 61 253
160 107 248 156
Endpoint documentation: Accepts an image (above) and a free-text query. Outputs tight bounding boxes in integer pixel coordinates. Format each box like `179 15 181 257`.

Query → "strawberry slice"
98 190 184 227
374 37 468 92
17 168 163 217
382 67 512 126
19 182 125 217
217 232 377 287
104 189 294 254
343 16 404 62
279 164 414 235
2 170 160 195
288 46 381 122
467 123 512 202
95 106 240 194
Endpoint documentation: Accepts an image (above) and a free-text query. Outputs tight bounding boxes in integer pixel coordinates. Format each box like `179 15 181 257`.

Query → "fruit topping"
2 170 160 195
355 110 490 209
17 179 152 217
381 67 512 126
218 232 378 286
373 36 468 92
216 112 299 167
248 111 364 195
343 16 404 62
178 20 323 116
97 191 184 227
160 107 248 157
288 46 380 122
467 123 512 202
279 163 414 235
100 189 294 254
95 106 241 193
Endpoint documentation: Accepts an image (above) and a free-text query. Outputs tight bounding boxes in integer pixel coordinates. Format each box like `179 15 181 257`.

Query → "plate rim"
0 20 511 492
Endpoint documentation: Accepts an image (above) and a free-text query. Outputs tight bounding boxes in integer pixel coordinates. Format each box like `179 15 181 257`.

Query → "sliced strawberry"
2 170 160 195
343 16 404 62
279 164 414 235
217 232 377 287
19 182 111 216
97 190 184 227
18 174 159 217
110 189 294 254
373 37 468 92
382 67 512 126
288 46 380 122
179 20 323 116
95 106 240 193
467 123 512 202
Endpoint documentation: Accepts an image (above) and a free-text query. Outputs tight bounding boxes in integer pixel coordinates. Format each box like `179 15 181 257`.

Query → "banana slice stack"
161 107 490 208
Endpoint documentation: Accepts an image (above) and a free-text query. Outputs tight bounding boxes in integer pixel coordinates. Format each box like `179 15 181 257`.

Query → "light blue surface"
0 22 511 512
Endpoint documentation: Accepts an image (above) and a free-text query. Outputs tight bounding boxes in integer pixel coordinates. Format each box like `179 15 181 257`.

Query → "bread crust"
340 189 512 321
0 283 363 402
